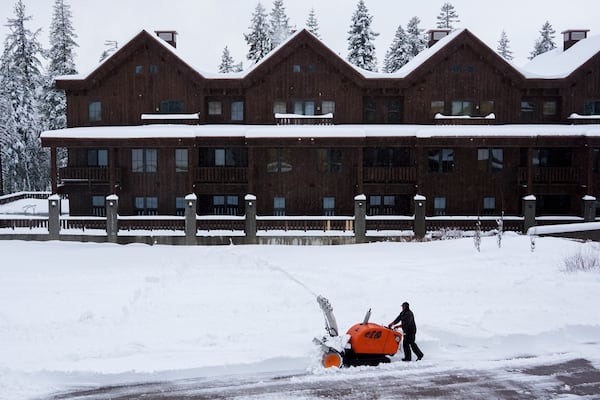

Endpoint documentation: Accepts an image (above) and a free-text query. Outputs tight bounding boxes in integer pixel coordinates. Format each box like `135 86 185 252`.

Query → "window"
363 98 376 122
533 148 572 167
274 197 286 216
132 149 157 172
213 195 239 215
477 148 503 173
521 101 535 121
483 197 496 215
91 196 106 217
387 99 401 123
321 101 335 115
231 100 244 121
307 64 316 73
434 197 446 216
428 149 454 173
135 65 144 74
323 197 335 216
89 101 102 122
149 65 158 74
368 195 397 215
451 100 474 116
175 197 185 216
292 64 301 73
584 100 600 115
160 100 184 113
317 149 343 173
363 147 411 167
267 148 292 173
208 101 222 115
175 149 188 172
134 196 158 215
293 101 315 116
431 100 445 115
199 148 247 167
87 149 108 167
543 101 557 116
273 101 287 115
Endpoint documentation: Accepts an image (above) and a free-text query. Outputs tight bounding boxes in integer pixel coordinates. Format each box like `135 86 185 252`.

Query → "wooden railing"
363 167 416 183
59 167 122 182
257 216 354 232
275 113 334 125
518 167 580 183
193 167 247 183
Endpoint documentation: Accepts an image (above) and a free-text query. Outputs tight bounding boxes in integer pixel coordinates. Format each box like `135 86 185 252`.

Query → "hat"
402 302 409 307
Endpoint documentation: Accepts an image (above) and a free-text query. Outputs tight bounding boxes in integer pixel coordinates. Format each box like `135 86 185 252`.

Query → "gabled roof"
56 29 206 89
522 34 600 79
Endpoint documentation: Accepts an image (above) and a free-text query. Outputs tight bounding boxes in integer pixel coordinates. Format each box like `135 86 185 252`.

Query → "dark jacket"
392 308 416 334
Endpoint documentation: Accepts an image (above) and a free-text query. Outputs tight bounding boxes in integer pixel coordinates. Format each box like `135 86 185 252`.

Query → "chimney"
155 30 178 48
562 29 589 51
427 29 451 48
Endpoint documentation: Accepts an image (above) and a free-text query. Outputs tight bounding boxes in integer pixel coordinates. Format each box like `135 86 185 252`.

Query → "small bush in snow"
563 245 600 272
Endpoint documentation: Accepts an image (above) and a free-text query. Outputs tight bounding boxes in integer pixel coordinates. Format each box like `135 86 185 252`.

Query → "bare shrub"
563 246 600 272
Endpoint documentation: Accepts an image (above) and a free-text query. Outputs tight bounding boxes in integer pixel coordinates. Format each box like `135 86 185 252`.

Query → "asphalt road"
46 358 600 399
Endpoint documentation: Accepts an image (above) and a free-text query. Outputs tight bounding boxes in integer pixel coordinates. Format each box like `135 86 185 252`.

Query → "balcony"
518 167 580 184
363 167 416 183
59 167 120 183
193 167 248 183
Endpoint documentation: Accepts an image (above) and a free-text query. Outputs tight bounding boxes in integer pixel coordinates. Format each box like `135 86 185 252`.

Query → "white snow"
1 236 599 399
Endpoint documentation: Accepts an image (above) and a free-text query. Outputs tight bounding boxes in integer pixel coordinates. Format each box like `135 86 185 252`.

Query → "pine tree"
42 0 78 171
497 30 514 61
436 2 460 30
99 40 118 63
406 16 426 58
245 2 272 63
529 21 556 60
0 0 48 192
306 8 320 38
347 0 379 72
269 0 292 48
383 24 409 73
218 46 243 73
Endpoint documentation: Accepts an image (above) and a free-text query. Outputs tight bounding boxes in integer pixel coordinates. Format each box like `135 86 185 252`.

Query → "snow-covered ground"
0 236 599 399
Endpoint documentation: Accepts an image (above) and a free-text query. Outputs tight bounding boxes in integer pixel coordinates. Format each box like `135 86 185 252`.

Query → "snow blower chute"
313 295 403 368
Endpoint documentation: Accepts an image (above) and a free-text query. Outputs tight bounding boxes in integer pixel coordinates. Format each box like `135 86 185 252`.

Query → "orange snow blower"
314 296 403 368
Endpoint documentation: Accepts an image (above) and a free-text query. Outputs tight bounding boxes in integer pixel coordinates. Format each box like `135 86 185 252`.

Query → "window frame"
131 149 158 173
88 101 102 122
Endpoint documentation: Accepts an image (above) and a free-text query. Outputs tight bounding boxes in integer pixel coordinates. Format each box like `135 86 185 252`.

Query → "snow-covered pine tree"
383 24 409 73
219 46 243 73
436 2 460 30
99 40 118 63
306 8 320 39
529 21 556 60
497 30 514 61
0 0 48 192
43 0 78 170
406 16 426 58
347 0 379 72
269 0 292 48
245 2 272 63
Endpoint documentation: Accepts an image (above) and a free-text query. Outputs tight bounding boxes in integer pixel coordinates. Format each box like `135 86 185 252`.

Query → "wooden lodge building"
41 28 600 219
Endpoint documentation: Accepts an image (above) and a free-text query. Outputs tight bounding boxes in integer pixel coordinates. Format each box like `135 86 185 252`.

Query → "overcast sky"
1 0 599 75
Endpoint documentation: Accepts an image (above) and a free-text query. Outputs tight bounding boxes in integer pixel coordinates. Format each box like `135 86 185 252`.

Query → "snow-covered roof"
522 34 600 79
41 123 600 141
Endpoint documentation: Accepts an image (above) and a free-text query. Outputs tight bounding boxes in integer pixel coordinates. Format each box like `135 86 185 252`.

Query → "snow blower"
313 295 403 368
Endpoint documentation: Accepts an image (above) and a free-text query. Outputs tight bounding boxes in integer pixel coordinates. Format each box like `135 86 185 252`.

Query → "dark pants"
402 331 423 360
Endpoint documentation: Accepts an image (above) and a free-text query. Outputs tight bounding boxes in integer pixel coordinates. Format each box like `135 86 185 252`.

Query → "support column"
245 194 257 244
354 194 366 243
522 195 536 234
106 194 119 243
48 194 61 240
414 194 427 239
50 147 58 193
184 193 197 245
582 195 597 222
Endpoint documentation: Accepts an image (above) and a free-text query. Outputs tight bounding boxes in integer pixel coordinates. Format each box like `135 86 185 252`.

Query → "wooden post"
582 195 597 222
106 194 119 243
522 195 536 234
245 194 257 244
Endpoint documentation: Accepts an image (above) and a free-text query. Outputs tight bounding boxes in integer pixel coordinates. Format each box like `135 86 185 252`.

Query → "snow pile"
0 236 599 399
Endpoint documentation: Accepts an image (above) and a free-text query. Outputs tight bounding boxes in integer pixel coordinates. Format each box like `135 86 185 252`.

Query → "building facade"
41 28 600 218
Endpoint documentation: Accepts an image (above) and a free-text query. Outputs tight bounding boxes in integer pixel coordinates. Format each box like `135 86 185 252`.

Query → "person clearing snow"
388 301 424 362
